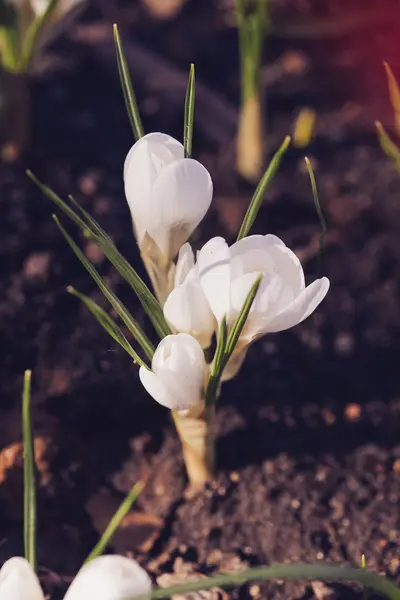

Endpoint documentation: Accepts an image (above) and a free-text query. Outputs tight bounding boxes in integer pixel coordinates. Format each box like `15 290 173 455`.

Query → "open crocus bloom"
139 333 207 412
0 555 151 600
124 132 213 265
164 235 329 372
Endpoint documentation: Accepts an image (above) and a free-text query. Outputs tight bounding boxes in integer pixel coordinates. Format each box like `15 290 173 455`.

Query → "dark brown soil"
0 1 399 599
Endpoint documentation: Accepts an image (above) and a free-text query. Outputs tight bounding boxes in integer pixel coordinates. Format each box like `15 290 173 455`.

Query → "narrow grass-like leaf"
205 318 227 406
19 0 59 70
383 61 400 137
183 64 195 158
376 121 400 173
113 23 144 141
68 287 149 368
22 369 36 571
237 136 291 240
304 157 326 273
131 563 400 600
205 277 261 404
27 171 171 339
225 276 262 358
85 481 144 563
54 216 155 361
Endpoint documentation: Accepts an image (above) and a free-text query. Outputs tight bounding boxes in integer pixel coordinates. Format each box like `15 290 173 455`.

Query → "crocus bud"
124 132 213 264
139 333 207 411
163 243 215 348
63 555 151 600
0 557 44 600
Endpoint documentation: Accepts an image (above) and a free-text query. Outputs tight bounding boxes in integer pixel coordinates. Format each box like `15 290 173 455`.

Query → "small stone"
23 252 51 281
393 459 400 472
249 584 261 597
344 403 361 422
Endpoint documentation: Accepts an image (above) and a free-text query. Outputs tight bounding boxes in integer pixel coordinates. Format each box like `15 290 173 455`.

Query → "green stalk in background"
376 62 400 174
22 369 36 571
235 0 269 181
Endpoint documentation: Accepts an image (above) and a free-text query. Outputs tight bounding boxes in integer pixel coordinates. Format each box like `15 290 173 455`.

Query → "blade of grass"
68 287 150 368
22 369 36 571
113 23 144 141
225 275 262 357
19 0 59 70
237 136 291 240
85 481 144 563
132 563 400 600
183 64 195 158
205 276 262 405
376 121 400 173
54 216 155 361
205 317 227 406
383 61 400 137
304 157 326 273
27 171 171 339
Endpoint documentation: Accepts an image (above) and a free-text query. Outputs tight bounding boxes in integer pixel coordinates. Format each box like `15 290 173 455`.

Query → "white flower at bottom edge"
0 555 151 600
139 333 207 412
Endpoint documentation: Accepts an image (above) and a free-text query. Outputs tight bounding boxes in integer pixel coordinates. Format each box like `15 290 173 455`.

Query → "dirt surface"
0 1 400 598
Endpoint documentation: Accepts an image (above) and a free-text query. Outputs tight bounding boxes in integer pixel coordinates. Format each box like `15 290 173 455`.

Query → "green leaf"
383 61 400 137
225 275 262 358
68 286 150 368
183 64 195 158
205 317 227 406
85 481 144 563
27 171 171 340
376 121 400 174
19 0 59 71
304 157 327 273
205 276 262 405
54 215 155 362
237 136 291 240
131 563 400 600
22 369 36 571
113 23 144 141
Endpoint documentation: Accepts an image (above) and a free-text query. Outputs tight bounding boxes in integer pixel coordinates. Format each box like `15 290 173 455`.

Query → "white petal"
230 235 305 296
0 557 44 600
164 281 215 348
197 237 231 324
140 334 206 411
174 243 195 286
64 555 151 600
262 277 330 334
149 158 213 259
124 133 184 245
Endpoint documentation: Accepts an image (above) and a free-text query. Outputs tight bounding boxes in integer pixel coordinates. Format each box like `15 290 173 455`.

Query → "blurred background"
0 1 400 597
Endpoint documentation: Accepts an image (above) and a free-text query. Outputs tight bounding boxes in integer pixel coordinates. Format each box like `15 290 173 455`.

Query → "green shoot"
304 157 327 273
22 369 36 571
183 64 196 158
131 562 400 600
205 276 262 405
85 481 144 563
67 287 150 368
376 121 400 174
54 216 155 362
27 170 171 340
113 24 144 141
237 136 291 240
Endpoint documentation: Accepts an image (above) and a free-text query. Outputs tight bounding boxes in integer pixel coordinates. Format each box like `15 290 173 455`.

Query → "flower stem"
0 69 30 159
173 405 215 491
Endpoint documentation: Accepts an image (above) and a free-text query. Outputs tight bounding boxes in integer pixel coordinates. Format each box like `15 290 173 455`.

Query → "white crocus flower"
139 333 207 412
163 243 215 348
164 234 329 379
124 132 213 268
0 555 151 600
